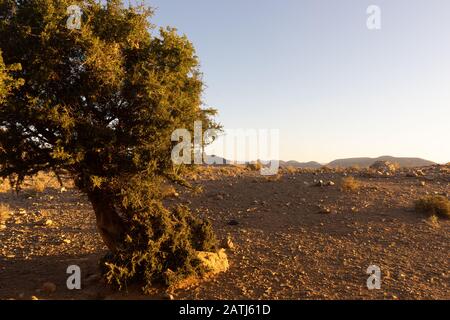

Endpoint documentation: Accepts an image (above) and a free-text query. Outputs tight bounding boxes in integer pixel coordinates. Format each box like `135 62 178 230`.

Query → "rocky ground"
0 164 449 300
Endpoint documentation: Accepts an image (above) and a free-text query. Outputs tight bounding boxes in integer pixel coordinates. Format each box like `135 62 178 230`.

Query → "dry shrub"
32 178 46 193
246 161 262 171
161 185 178 198
0 203 11 224
284 166 298 175
341 176 361 192
27 172 50 193
415 195 450 219
425 215 440 228
0 179 10 193
219 167 235 176
265 174 282 182
28 171 68 194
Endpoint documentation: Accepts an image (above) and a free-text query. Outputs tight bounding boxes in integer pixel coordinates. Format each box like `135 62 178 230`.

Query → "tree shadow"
0 252 168 300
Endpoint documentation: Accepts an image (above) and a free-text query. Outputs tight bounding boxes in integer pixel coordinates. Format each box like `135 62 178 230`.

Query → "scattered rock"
416 169 425 176
370 161 398 175
314 180 324 187
162 292 174 300
197 249 229 274
221 236 235 250
317 206 331 214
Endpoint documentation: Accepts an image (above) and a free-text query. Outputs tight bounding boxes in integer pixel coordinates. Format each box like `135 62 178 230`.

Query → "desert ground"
0 164 449 300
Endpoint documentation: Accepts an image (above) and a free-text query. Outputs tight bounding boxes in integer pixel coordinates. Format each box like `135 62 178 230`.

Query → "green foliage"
0 50 23 105
102 203 217 292
0 0 219 188
0 0 220 289
415 195 450 219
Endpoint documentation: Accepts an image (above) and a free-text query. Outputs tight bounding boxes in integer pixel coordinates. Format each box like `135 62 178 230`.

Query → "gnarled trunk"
87 191 125 252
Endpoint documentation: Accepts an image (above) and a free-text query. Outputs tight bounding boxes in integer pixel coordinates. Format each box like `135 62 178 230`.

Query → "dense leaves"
102 203 217 291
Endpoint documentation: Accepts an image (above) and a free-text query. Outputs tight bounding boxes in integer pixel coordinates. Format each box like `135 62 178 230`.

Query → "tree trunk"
87 190 125 252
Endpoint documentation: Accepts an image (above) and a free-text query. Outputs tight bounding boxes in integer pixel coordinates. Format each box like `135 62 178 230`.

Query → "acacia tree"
0 0 219 290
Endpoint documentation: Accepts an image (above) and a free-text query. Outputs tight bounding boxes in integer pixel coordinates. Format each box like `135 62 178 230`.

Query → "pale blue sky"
138 0 449 163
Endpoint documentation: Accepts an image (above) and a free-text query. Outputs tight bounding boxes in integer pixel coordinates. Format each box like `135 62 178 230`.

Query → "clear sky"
137 0 450 164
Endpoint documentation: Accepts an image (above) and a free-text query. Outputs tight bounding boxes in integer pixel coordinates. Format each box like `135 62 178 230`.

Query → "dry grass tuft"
28 171 64 194
0 203 11 225
415 195 450 219
265 174 282 182
0 179 11 193
161 185 179 198
246 161 262 171
341 176 361 192
31 176 46 193
425 215 440 228
283 166 298 175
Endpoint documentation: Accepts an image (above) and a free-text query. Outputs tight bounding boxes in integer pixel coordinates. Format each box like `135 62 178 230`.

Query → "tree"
0 49 23 104
0 0 220 291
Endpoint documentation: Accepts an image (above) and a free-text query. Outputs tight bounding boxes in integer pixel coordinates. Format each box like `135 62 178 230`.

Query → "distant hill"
326 156 435 168
204 155 435 169
279 160 323 169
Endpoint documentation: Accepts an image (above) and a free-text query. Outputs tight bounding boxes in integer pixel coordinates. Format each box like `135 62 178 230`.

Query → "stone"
221 236 235 250
317 206 331 214
416 169 425 176
162 292 174 300
370 160 398 173
315 180 324 187
197 249 229 274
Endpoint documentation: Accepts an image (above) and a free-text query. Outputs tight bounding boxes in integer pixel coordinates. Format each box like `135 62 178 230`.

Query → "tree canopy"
0 0 220 290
